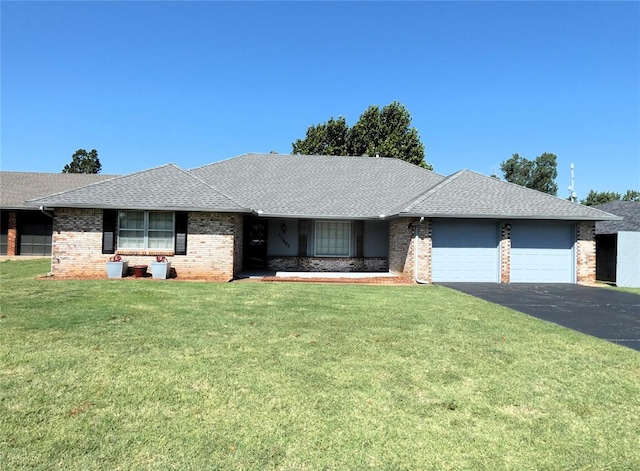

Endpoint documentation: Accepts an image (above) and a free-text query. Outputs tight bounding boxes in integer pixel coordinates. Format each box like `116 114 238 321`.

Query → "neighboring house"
26 153 619 283
0 172 118 256
593 201 640 288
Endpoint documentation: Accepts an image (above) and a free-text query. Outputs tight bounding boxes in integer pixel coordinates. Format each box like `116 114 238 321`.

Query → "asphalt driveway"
440 283 640 351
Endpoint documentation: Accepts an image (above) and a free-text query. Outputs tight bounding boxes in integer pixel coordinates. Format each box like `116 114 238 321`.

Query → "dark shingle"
593 201 640 233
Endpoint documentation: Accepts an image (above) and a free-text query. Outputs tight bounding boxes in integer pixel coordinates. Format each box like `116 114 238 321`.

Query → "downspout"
414 217 429 284
39 206 55 277
39 206 54 218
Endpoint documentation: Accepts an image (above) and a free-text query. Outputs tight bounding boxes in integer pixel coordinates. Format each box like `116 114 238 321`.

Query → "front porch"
235 269 405 284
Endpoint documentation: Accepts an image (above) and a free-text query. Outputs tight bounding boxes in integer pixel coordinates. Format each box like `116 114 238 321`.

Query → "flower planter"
132 265 148 278
106 261 128 279
150 261 171 279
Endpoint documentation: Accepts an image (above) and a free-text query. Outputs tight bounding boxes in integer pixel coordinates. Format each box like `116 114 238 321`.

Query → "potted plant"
150 255 171 279
106 254 128 278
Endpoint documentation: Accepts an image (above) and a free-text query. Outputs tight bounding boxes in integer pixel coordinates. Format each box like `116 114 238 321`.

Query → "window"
118 211 174 250
315 221 350 256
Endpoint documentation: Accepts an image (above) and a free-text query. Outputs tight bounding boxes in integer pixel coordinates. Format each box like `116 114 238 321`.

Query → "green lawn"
1 259 639 470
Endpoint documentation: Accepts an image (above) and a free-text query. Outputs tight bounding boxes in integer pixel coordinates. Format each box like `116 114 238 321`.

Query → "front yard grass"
1 259 639 470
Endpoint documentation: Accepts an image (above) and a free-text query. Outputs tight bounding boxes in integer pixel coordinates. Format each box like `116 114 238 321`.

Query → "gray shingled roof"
27 164 248 212
18 154 621 221
400 170 620 221
190 153 446 218
0 171 118 209
594 201 640 234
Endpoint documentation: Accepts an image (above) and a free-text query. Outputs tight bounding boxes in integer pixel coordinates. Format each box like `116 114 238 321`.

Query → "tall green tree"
62 149 102 174
500 152 558 195
292 117 349 156
292 102 432 169
581 189 640 205
622 190 640 201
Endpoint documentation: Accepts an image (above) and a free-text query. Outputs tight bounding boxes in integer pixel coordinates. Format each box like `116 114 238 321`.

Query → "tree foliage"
581 189 640 206
292 117 348 156
622 190 640 201
292 102 431 169
62 149 102 174
500 152 558 195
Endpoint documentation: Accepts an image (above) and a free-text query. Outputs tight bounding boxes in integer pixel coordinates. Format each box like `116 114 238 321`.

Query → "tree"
62 149 101 174
500 152 558 195
292 117 349 156
581 189 639 206
292 102 432 169
622 190 640 201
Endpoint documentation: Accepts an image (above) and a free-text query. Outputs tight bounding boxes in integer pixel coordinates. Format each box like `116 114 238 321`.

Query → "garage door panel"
511 223 574 283
432 222 499 282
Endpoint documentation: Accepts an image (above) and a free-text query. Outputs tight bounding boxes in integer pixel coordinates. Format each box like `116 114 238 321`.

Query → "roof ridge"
25 164 179 203
175 165 248 210
397 170 467 214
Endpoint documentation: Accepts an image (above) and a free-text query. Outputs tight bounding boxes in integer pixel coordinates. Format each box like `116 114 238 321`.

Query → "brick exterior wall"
7 211 17 257
500 224 511 283
576 221 596 283
52 208 104 277
267 256 387 272
388 217 431 282
388 218 413 276
51 209 239 280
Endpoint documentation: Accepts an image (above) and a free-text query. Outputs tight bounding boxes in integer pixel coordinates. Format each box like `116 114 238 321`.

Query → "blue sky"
2 1 638 199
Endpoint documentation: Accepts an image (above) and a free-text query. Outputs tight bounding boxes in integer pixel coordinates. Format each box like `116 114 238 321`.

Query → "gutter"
39 206 54 218
414 217 429 284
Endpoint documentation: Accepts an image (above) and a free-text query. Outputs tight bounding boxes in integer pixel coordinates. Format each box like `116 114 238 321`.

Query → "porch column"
389 217 432 283
7 211 17 256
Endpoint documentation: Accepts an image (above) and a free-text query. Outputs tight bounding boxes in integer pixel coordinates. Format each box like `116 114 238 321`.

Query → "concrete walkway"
440 283 640 351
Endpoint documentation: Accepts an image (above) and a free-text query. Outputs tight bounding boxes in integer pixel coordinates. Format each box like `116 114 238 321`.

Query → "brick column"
7 211 17 256
500 223 511 283
388 217 432 283
576 221 596 283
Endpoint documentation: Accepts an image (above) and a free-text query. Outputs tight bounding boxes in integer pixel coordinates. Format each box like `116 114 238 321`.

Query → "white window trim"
314 220 351 257
118 210 175 250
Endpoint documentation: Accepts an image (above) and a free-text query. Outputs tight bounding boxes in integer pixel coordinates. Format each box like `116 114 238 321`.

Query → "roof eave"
253 211 391 220
25 202 253 213
399 212 624 221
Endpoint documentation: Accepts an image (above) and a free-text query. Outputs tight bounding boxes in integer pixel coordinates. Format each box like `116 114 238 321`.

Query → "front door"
244 219 268 269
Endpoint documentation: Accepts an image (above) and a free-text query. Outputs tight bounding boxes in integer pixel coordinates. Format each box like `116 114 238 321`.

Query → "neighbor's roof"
21 153 621 221
190 153 446 218
0 171 118 209
400 170 620 221
594 201 640 234
27 164 249 212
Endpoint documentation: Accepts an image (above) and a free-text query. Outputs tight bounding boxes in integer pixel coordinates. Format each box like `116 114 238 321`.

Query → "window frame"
314 220 351 257
117 210 175 251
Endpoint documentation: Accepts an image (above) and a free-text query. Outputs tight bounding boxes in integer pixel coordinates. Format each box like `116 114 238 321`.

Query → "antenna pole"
569 163 576 202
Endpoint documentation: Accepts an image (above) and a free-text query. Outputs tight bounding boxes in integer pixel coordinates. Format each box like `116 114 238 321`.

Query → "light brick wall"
267 256 387 272
51 209 239 280
388 217 431 282
576 221 596 283
389 218 412 275
500 224 511 283
52 208 104 277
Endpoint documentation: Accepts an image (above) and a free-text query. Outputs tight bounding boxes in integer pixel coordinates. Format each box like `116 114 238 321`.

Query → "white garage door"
432 221 499 282
510 223 574 283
